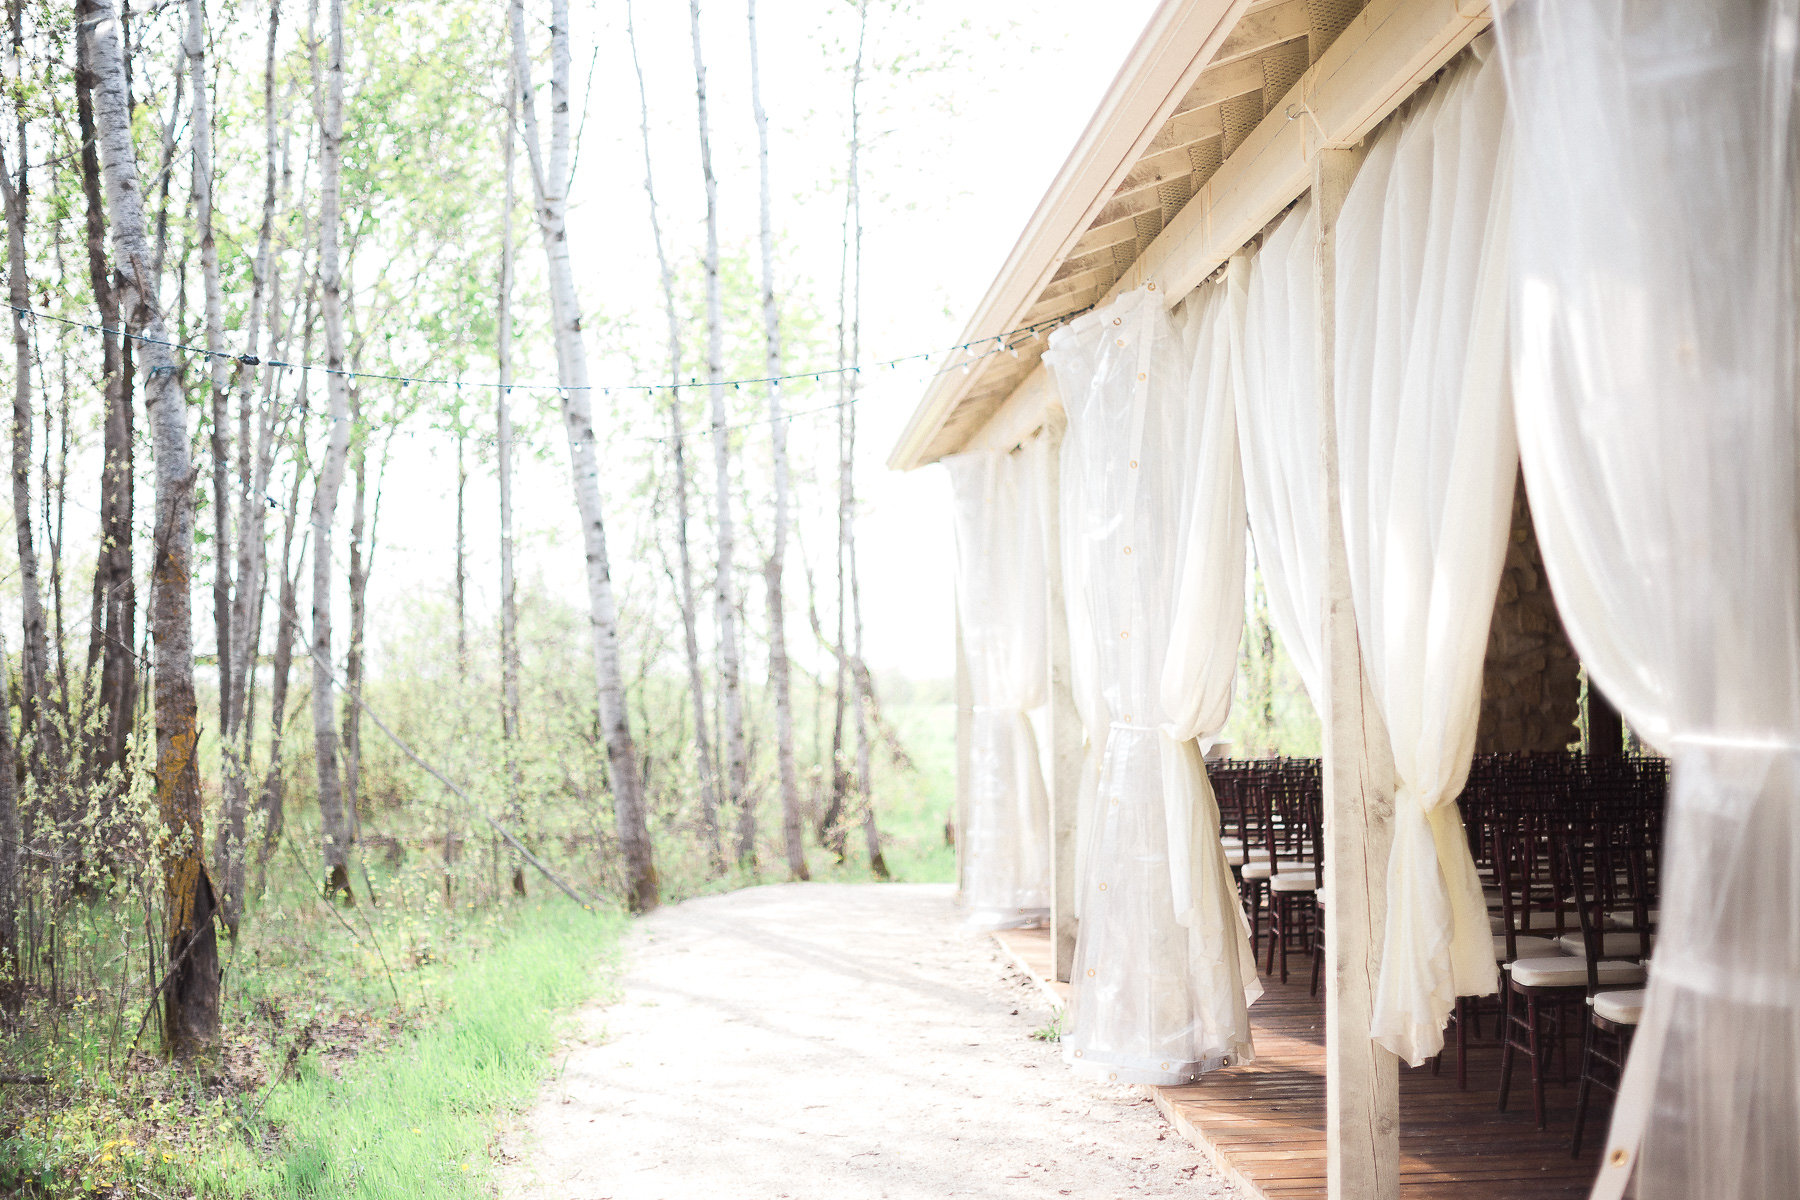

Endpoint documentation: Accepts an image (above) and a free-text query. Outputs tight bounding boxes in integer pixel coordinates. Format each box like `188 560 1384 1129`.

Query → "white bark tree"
827 0 886 876
1 64 47 771
308 0 356 901
689 0 751 867
74 0 135 783
88 0 220 1055
747 0 806 880
626 0 721 869
510 0 657 911
188 0 232 758
213 0 284 938
496 58 527 895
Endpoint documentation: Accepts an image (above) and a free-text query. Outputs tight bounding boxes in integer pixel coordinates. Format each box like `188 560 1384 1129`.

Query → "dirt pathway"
499 882 1236 1200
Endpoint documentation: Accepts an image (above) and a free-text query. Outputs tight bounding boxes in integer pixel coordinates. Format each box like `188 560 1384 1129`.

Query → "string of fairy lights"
1 297 1089 446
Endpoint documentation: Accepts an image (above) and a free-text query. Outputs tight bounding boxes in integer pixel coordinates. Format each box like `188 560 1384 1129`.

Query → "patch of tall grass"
0 890 622 1199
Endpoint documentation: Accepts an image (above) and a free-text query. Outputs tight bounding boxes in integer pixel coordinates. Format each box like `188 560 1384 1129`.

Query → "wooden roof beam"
1211 0 1310 68
913 0 1490 477
1115 0 1493 307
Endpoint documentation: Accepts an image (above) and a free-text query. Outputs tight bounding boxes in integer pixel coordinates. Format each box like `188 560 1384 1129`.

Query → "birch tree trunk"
260 278 315 883
2 81 48 775
747 0 805 880
688 0 751 868
309 0 355 902
188 0 233 755
819 5 870 858
496 69 526 894
258 455 308 886
212 0 282 938
89 0 220 1057
342 382 366 843
626 0 720 871
842 3 886 880
825 0 885 876
510 0 656 912
75 0 132 774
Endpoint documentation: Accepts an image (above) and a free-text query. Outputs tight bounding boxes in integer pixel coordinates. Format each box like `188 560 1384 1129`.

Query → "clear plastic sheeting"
1238 199 1324 706
1044 283 1259 1086
1334 43 1511 1066
1495 2 1800 1196
944 440 1052 932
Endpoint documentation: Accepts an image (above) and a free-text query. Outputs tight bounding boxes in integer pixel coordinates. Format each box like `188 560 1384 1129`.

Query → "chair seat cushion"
1610 908 1659 930
1270 873 1318 894
1506 957 1645 989
1556 931 1652 959
1242 860 1309 882
1494 935 1564 962
1589 988 1646 1024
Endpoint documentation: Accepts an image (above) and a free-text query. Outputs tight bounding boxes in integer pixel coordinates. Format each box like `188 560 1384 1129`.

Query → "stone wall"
1474 472 1581 754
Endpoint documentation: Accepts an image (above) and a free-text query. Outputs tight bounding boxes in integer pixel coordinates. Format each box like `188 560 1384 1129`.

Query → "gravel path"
498 881 1237 1200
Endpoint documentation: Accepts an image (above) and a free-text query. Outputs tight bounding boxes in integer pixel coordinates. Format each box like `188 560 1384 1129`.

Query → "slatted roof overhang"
887 0 1492 471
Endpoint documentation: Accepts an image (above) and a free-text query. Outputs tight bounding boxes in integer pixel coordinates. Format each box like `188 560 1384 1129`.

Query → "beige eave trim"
889 0 1493 472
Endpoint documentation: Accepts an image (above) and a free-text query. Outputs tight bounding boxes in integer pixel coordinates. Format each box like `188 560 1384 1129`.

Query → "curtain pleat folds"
1496 3 1800 1195
945 440 1053 932
1045 283 1259 1086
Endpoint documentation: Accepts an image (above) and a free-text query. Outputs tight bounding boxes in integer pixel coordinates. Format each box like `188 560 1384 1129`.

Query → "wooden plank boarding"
994 927 1606 1199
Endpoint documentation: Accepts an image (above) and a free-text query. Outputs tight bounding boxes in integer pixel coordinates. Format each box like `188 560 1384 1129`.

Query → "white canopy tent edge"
889 3 1753 1200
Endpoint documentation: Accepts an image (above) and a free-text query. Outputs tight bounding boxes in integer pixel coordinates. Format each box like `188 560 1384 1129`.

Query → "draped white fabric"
1334 45 1511 1065
1044 284 1259 1085
1055 411 1108 918
945 440 1053 931
1497 3 1800 1195
1161 276 1259 979
1238 199 1325 706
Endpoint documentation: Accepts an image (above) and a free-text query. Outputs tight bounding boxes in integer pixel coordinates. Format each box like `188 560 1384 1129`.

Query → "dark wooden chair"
1264 762 1321 984
1499 822 1646 1128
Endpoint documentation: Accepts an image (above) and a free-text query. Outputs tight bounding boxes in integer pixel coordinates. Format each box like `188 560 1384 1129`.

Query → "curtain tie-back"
1371 791 1497 1064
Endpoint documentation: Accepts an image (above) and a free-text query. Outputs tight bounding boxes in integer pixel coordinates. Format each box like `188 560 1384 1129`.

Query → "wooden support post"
1312 143 1402 1200
954 601 973 897
1041 414 1081 982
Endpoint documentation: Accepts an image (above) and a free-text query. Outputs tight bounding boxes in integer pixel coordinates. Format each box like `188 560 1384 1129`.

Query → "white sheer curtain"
1162 274 1262 1040
1239 199 1324 706
945 440 1052 931
1497 3 1800 1196
1334 44 1511 1066
1055 411 1107 917
1044 283 1257 1084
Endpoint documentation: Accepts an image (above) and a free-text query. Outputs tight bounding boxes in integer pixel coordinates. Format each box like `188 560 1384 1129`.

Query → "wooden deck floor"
993 927 1606 1200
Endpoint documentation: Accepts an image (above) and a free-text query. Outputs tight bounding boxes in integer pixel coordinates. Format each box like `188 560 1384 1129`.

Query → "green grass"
252 899 622 1199
1 685 951 1198
869 701 956 884
0 892 624 1199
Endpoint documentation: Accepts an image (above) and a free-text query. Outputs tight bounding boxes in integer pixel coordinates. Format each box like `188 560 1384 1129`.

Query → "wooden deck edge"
988 930 1067 1013
1151 1088 1274 1200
